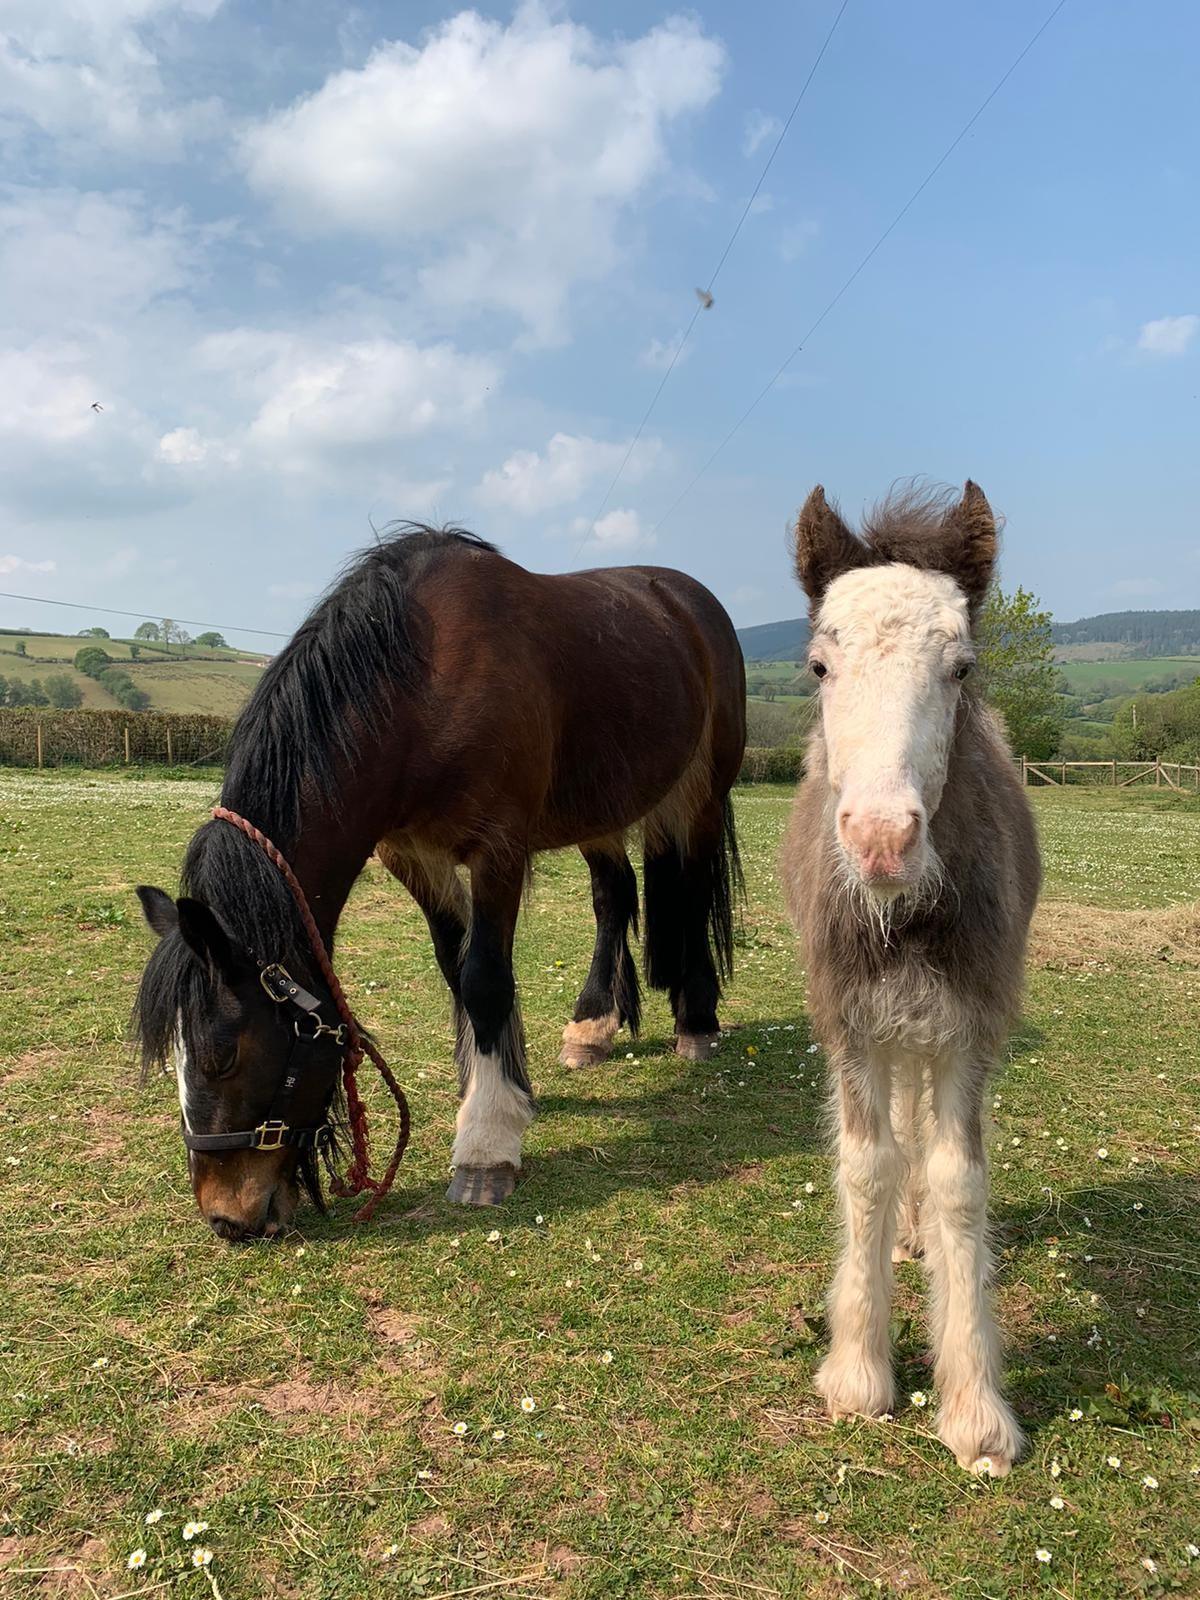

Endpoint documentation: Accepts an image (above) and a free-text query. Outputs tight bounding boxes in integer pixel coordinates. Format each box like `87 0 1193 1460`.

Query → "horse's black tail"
643 792 744 1001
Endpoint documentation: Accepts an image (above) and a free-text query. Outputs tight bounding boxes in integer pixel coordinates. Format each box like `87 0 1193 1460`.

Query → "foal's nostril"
209 1213 252 1243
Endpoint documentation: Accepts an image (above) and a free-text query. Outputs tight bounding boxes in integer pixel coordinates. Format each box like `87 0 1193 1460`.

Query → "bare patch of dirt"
546 1545 585 1576
1 1046 66 1086
167 1374 381 1438
409 1513 452 1542
1030 900 1200 970
261 1378 380 1419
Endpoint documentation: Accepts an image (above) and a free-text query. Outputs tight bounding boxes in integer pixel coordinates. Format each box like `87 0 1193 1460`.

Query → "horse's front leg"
447 855 535 1207
560 843 640 1067
815 1049 902 1420
922 1051 1023 1476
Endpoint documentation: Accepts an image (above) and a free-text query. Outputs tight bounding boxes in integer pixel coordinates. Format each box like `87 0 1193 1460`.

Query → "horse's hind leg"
448 855 535 1207
561 843 640 1067
922 1050 1023 1476
643 796 739 1061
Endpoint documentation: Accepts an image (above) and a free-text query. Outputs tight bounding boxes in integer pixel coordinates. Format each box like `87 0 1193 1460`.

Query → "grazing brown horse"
135 527 745 1239
781 483 1040 1477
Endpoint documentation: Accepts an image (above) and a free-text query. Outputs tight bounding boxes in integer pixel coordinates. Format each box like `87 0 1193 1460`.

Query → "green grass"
1056 657 1200 695
1 775 1198 1598
0 636 267 716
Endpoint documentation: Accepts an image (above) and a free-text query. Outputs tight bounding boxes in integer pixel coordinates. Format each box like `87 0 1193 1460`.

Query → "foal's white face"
810 563 974 899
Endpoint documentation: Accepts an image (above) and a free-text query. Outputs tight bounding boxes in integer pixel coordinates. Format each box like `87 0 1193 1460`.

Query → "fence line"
1019 757 1200 792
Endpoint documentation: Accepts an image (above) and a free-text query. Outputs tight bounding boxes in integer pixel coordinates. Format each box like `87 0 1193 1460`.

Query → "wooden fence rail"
1019 757 1200 791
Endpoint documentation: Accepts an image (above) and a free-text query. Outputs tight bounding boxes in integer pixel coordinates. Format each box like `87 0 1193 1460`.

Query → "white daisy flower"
451 1422 468 1436
127 1550 147 1570
1142 1474 1158 1489
910 1390 928 1408
1141 1557 1157 1574
1107 1455 1121 1470
144 1509 164 1525
192 1547 214 1568
1050 1495 1064 1510
1035 1548 1051 1564
814 1509 830 1525
1069 1408 1083 1421
520 1396 537 1413
182 1521 209 1541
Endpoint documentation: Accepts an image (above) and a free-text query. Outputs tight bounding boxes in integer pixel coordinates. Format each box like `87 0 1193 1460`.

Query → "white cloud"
0 553 56 576
156 425 236 467
571 506 652 550
193 331 497 463
0 1 224 157
1137 314 1198 358
0 345 99 445
478 432 660 514
241 5 725 341
639 333 689 372
742 109 781 158
780 218 820 263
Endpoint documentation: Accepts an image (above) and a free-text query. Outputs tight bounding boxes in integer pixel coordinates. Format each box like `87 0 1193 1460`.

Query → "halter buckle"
254 1119 289 1151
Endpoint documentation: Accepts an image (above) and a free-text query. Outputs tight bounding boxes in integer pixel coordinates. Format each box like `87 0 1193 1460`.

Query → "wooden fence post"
165 727 173 765
1111 759 1117 786
124 725 131 765
35 722 43 769
1021 755 1028 787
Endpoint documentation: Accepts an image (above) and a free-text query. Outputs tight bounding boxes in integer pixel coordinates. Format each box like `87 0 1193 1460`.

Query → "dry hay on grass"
1030 899 1200 970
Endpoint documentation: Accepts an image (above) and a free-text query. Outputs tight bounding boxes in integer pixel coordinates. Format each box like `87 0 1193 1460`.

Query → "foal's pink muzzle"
838 806 922 888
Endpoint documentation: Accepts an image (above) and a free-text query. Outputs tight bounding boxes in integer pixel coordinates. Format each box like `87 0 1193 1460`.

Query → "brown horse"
781 483 1040 1477
135 527 745 1239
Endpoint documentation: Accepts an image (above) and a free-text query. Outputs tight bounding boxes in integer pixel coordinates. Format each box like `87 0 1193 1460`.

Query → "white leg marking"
923 1058 1023 1476
815 1061 901 1420
452 1039 534 1170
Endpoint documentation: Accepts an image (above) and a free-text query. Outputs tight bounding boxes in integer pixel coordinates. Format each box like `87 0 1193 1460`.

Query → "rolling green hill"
0 632 268 716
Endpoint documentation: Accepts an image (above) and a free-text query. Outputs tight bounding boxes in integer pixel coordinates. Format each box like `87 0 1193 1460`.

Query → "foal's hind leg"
922 1051 1023 1476
815 1052 902 1420
448 855 535 1207
643 800 736 1061
561 844 641 1068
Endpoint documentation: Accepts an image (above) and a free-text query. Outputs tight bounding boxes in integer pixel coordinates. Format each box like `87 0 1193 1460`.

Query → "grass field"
1 776 1198 1599
0 635 267 717
1056 658 1200 696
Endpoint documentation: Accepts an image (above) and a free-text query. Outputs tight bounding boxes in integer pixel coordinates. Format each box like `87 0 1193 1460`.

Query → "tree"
194 631 227 649
134 621 160 640
77 627 111 638
160 619 191 653
14 640 25 657
74 646 112 678
44 672 83 708
976 584 1064 761
0 674 7 703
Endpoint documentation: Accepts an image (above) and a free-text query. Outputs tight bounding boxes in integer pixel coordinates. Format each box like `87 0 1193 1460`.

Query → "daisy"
1097 1148 1108 1160
600 1350 614 1365
492 1429 506 1442
1069 1408 1083 1421
1050 1459 1062 1479
804 1181 815 1195
486 1229 501 1243
1035 1548 1051 1564
1141 1558 1157 1574
127 1550 147 1570
182 1521 209 1541
910 1390 929 1408
452 1422 468 1436
1142 1474 1158 1489
1050 1495 1064 1510
814 1510 830 1525
144 1509 164 1525
1107 1455 1121 1470
520 1396 537 1414
192 1548 214 1568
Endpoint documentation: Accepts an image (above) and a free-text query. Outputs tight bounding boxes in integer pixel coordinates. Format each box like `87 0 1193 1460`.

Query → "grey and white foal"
782 482 1040 1476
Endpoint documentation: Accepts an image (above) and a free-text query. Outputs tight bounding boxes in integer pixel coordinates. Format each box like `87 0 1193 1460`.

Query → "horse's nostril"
209 1213 253 1243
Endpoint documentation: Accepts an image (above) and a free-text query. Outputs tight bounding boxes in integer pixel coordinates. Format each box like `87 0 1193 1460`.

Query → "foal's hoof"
675 1032 720 1061
559 1040 612 1068
446 1163 518 1206
891 1239 924 1263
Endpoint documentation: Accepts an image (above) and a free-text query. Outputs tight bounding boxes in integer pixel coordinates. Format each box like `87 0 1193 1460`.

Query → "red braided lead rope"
211 805 411 1221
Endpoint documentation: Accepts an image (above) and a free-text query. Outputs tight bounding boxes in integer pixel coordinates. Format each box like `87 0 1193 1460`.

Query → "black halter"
180 963 344 1156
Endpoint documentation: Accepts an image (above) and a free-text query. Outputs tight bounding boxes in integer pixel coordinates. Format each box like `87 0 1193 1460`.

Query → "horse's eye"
954 661 973 682
810 660 828 681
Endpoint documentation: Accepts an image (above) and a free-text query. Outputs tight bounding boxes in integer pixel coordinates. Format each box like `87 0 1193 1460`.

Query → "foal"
782 482 1040 1476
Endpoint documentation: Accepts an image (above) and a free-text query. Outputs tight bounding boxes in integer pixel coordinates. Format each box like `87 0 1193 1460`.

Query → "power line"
574 0 852 555
0 589 289 640
648 0 1069 542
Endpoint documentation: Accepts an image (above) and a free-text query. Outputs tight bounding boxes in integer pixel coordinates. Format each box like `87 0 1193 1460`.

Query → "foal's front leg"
922 1054 1023 1476
815 1051 903 1420
447 857 535 1207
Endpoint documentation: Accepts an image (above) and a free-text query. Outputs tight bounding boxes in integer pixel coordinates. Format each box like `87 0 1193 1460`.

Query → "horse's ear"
176 898 254 988
136 886 178 939
941 480 997 613
793 486 866 601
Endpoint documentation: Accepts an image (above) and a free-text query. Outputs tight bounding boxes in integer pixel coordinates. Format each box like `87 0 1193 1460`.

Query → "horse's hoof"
559 1040 612 1067
675 1032 720 1061
446 1164 518 1206
892 1240 923 1263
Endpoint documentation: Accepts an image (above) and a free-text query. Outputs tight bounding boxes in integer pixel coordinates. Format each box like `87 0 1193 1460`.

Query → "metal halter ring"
293 1012 348 1046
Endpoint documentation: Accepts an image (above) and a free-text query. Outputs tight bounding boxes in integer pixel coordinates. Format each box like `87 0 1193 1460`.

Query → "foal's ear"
941 481 997 613
136 885 178 939
176 897 254 988
793 486 866 601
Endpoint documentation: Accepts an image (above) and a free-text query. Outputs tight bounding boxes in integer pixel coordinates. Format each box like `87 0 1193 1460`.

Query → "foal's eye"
953 661 973 682
810 660 828 681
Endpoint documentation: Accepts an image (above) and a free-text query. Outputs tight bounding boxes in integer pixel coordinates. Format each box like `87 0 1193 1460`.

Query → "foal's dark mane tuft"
223 523 497 846
860 482 965 564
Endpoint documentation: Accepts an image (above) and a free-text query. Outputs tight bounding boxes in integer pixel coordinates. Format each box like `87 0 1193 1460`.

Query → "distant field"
1057 657 1200 695
0 633 267 715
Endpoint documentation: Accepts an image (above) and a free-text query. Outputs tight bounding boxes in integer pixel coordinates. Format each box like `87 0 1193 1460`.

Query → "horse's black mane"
134 523 496 1068
224 522 496 847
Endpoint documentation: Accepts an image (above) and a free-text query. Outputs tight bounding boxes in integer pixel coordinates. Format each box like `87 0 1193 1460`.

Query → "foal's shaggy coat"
782 483 1040 1475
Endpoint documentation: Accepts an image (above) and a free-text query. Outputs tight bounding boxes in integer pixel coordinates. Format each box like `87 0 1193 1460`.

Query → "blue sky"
1 1 1197 648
